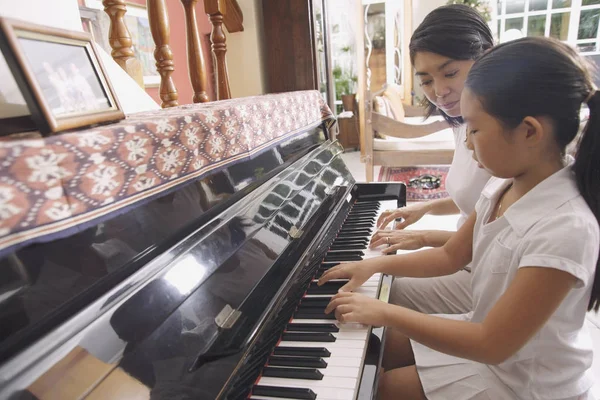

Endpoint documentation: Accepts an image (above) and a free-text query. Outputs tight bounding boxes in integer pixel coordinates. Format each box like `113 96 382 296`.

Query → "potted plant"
333 65 358 113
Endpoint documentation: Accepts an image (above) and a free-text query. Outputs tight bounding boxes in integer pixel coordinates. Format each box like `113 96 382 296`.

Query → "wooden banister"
147 0 179 108
102 0 144 87
181 0 210 103
204 0 231 100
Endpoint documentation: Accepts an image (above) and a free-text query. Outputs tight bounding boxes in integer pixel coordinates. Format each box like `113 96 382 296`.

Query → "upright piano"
0 97 405 400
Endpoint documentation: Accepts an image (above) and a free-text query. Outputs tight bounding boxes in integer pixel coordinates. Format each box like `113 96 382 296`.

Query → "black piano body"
0 118 405 400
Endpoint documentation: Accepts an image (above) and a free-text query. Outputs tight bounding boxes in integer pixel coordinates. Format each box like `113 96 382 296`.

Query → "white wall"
226 0 266 98
0 0 158 119
410 0 446 103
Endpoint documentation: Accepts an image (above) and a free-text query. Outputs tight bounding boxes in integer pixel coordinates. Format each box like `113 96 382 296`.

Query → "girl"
321 37 600 399
371 4 492 313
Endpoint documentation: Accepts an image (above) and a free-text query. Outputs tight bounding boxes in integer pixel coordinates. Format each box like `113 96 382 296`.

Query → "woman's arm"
370 229 456 253
373 113 449 139
321 212 476 291
425 197 461 215
377 198 460 230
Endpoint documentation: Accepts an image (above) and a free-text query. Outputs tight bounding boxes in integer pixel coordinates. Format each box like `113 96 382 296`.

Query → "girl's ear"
519 116 545 146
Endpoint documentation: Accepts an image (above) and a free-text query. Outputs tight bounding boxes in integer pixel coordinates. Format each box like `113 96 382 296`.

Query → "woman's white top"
445 125 491 227
470 163 598 398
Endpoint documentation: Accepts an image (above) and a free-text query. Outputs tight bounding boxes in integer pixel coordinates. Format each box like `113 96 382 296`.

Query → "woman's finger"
376 210 396 227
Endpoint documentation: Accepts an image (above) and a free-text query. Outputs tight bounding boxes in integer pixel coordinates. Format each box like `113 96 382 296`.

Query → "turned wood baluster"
181 0 210 103
204 0 231 100
147 0 179 107
102 0 144 87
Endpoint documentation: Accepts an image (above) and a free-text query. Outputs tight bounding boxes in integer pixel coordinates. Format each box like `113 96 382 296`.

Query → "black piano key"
330 245 367 251
332 239 368 245
262 366 324 380
252 385 317 400
348 209 377 218
324 254 362 262
307 281 347 295
320 261 340 267
341 221 374 227
295 305 327 314
286 323 338 332
337 230 371 236
282 332 336 342
299 297 332 306
330 243 367 249
268 355 328 368
326 250 364 256
274 346 331 357
294 311 336 320
339 227 372 234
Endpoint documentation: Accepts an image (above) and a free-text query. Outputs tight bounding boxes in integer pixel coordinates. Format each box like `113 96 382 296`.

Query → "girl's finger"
318 268 344 285
337 311 356 323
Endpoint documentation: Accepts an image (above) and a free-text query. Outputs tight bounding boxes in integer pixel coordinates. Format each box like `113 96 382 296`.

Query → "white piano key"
252 385 355 400
332 330 368 340
257 375 357 391
278 340 365 350
289 319 368 330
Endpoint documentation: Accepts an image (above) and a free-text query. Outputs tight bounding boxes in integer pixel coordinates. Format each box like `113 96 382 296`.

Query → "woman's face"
413 52 475 118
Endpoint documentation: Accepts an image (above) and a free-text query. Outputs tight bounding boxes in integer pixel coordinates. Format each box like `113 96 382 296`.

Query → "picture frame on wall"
0 18 124 135
83 0 160 88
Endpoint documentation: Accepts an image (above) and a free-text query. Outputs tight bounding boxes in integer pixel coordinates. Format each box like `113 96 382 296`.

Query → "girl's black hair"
465 37 600 311
409 4 494 127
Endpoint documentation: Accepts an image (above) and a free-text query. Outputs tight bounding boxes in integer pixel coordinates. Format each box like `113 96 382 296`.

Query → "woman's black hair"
465 36 600 311
409 4 494 127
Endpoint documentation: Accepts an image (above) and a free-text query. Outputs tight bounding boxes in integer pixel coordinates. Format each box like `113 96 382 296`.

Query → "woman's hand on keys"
376 203 429 230
370 229 431 253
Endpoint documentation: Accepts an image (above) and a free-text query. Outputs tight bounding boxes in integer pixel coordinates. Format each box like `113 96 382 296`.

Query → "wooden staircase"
101 0 243 107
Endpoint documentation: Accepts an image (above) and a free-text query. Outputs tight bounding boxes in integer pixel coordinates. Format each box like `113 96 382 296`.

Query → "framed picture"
84 0 160 87
0 18 124 135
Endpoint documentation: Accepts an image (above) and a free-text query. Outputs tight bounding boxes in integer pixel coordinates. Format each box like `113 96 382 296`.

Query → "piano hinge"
289 226 303 239
215 304 241 329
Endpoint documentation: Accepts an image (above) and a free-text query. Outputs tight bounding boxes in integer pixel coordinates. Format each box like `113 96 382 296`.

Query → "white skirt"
410 313 594 400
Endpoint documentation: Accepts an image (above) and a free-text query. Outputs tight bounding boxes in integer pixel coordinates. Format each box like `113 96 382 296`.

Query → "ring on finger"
386 237 389 245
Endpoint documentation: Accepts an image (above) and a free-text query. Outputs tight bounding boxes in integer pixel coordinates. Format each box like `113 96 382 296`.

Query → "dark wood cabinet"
261 0 334 108
262 0 318 92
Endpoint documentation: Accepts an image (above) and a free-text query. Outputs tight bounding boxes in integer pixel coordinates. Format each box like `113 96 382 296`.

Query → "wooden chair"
364 84 455 182
101 0 243 107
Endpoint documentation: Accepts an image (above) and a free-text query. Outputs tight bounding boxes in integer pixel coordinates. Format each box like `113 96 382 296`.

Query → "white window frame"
496 0 600 55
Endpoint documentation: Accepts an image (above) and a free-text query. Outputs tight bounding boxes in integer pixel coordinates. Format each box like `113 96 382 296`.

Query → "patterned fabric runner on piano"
0 90 334 256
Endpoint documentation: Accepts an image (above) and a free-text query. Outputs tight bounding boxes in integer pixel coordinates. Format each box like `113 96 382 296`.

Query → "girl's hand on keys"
376 203 428 230
317 261 376 292
324 292 391 325
370 230 431 253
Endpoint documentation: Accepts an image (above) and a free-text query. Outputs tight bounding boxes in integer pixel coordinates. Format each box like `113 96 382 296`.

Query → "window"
497 0 600 53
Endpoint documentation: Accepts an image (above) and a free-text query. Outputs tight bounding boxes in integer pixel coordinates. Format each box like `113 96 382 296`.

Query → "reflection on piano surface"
0 119 405 399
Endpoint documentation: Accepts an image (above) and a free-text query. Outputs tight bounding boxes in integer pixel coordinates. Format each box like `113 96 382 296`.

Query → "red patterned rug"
378 166 450 201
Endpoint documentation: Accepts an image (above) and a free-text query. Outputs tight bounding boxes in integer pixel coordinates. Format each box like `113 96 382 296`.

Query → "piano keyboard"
250 199 398 400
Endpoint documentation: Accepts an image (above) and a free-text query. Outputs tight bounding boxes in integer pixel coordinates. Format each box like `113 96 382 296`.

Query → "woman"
373 4 493 313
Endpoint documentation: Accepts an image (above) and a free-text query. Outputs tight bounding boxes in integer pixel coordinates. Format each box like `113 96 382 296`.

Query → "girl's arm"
378 267 577 364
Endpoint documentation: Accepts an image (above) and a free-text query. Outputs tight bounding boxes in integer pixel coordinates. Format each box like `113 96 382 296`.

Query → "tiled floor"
340 150 600 396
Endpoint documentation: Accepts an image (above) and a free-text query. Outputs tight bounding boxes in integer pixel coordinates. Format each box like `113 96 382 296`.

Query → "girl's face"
413 52 475 118
461 88 526 179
